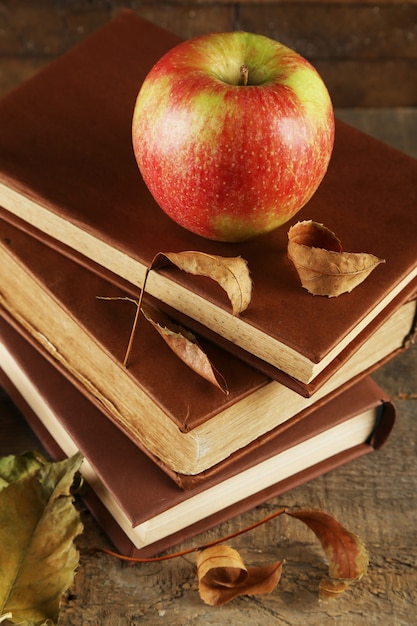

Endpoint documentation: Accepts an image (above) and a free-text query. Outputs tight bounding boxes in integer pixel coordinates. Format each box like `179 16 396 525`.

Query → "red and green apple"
132 31 334 242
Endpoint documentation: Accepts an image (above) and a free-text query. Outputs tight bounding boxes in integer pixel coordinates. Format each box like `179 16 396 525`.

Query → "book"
0 316 396 557
0 11 416 390
0 217 414 480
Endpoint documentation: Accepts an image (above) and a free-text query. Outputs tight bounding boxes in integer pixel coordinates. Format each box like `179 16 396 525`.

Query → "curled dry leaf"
288 509 369 600
141 302 228 394
152 251 252 315
287 220 385 297
196 545 283 606
104 250 251 370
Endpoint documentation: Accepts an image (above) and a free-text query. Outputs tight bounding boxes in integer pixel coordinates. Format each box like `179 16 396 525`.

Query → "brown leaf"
196 545 283 606
141 302 228 393
152 251 252 315
287 509 369 599
287 220 385 297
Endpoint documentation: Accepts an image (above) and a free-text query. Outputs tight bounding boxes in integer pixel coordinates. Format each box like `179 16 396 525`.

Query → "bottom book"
0 316 396 558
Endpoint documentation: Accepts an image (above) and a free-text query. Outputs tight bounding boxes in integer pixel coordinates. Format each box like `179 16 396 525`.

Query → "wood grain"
1 1 417 105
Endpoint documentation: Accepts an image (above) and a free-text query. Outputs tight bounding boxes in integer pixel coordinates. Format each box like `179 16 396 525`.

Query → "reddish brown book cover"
0 11 416 390
0 316 395 558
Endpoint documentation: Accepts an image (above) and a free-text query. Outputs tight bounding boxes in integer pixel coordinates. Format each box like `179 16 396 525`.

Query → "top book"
0 10 417 387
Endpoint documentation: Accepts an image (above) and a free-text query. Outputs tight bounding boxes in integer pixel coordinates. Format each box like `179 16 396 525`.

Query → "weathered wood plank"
3 2 417 59
317 60 417 107
116 2 235 35
1 2 417 105
238 3 417 58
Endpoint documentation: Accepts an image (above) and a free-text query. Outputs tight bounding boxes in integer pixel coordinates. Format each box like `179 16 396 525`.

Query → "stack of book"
0 11 416 558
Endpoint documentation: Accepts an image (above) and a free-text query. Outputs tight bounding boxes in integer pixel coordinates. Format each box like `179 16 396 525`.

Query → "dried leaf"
0 450 46 490
287 220 385 297
152 251 252 315
196 545 283 606
288 509 369 599
0 453 84 625
120 249 251 368
141 302 228 393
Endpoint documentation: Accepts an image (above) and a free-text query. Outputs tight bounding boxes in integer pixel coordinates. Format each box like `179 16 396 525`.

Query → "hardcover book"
0 217 414 480
0 11 416 390
0 316 396 558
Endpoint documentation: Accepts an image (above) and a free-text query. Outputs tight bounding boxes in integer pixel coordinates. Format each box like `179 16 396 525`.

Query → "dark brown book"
0 217 413 481
0 316 395 557
0 11 416 391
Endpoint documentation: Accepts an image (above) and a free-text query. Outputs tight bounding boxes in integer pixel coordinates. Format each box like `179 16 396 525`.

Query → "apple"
132 31 334 242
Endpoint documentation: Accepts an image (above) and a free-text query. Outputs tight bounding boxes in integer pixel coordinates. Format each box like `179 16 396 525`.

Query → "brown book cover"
0 217 413 480
0 11 416 389
0 316 395 558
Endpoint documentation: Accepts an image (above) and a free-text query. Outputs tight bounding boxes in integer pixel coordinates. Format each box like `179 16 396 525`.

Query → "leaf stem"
95 507 287 563
123 267 150 368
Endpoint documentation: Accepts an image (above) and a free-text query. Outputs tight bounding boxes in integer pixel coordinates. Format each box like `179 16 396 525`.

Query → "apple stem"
239 65 249 86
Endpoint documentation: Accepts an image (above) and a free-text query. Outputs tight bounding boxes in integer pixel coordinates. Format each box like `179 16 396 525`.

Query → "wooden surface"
0 107 416 625
0 1 417 106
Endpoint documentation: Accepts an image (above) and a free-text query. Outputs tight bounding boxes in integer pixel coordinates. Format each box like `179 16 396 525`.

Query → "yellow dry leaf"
152 251 252 315
287 220 385 297
141 302 228 393
319 576 360 600
0 453 83 624
196 545 283 606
